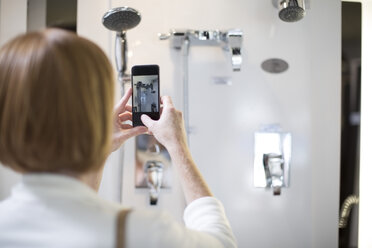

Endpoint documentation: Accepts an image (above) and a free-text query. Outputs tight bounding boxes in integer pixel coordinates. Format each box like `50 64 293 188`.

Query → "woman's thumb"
141 114 155 130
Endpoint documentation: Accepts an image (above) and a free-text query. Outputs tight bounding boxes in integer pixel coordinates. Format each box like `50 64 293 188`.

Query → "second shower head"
273 0 306 22
102 7 141 32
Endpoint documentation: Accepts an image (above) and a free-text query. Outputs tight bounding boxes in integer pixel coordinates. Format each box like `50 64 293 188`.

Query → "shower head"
279 0 305 22
102 7 141 82
102 7 141 32
273 0 306 22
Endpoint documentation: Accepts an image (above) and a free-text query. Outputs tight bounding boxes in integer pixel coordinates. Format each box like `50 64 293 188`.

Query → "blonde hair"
0 29 114 173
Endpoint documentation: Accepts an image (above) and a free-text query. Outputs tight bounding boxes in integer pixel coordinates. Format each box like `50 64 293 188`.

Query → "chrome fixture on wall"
254 125 291 195
159 29 243 71
263 153 285 195
101 7 142 203
145 161 163 205
159 29 243 136
272 0 306 22
102 7 141 94
135 134 171 205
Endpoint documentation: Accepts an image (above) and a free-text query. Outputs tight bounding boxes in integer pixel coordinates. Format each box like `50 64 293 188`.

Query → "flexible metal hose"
339 195 359 228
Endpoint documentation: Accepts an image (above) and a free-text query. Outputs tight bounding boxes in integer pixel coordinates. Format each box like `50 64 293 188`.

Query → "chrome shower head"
279 0 305 22
102 7 141 32
273 0 306 22
102 7 141 83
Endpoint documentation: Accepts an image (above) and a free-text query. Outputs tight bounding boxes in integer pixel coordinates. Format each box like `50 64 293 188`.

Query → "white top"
0 174 237 248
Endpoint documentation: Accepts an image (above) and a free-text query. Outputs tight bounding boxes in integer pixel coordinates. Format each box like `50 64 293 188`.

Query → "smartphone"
131 64 160 127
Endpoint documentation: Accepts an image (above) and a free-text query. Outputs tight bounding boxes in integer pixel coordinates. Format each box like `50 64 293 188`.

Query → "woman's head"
0 29 114 174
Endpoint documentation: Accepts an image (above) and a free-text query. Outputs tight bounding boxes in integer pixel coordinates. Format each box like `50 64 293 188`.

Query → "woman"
0 29 236 248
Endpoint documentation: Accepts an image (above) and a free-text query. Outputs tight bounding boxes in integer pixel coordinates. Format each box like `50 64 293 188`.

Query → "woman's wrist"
167 141 191 164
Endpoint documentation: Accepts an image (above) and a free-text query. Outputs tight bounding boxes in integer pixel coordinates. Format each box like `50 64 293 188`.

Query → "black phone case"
131 65 160 127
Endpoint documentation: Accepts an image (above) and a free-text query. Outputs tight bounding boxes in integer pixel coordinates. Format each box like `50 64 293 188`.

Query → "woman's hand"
141 96 188 153
111 88 147 152
141 96 212 204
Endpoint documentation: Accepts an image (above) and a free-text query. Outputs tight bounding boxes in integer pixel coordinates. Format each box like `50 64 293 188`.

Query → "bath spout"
145 161 163 205
263 153 284 195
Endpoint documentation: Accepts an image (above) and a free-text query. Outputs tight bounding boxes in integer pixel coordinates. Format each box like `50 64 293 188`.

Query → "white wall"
78 0 340 247
0 0 28 199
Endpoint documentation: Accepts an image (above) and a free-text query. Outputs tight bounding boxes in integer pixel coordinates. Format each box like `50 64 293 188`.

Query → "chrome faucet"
263 153 284 195
253 126 291 195
159 29 243 71
134 135 171 205
222 30 243 71
145 161 164 205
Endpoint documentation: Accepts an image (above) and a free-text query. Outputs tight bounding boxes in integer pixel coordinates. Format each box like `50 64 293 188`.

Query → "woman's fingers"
115 88 132 114
125 105 132 112
161 95 174 108
119 126 148 140
141 114 156 130
119 112 132 122
119 123 133 129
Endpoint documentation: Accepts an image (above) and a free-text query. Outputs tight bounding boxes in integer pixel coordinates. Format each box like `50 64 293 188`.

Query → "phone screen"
131 65 160 126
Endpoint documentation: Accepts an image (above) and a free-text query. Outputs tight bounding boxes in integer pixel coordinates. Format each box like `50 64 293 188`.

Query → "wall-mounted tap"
222 30 243 71
254 125 291 195
145 161 163 205
159 29 243 71
135 134 171 205
263 153 284 195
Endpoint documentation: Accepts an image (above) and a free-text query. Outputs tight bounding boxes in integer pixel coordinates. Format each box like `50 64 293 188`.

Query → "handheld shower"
101 7 141 203
102 7 141 79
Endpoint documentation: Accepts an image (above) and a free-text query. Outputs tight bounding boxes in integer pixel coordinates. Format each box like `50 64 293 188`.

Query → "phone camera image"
133 76 159 113
131 65 160 127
